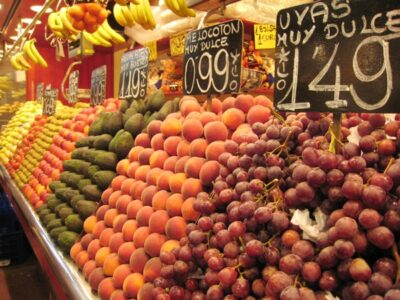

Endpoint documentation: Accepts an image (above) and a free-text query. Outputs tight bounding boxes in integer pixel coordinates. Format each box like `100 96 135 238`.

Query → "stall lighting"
0 4 3 10
22 18 42 25
10 36 19 40
30 5 52 13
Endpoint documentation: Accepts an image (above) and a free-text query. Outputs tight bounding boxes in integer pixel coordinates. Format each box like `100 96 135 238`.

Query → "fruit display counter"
0 164 96 300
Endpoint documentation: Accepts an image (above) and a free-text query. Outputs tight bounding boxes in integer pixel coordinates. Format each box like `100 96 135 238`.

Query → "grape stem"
269 108 287 126
264 233 279 246
392 243 400 284
384 157 395 174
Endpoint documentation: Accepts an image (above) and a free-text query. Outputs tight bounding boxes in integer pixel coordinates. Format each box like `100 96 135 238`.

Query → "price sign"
68 70 79 104
118 48 149 100
183 20 243 95
254 24 276 49
170 32 186 56
275 0 400 113
90 65 106 106
43 88 58 116
36 82 43 104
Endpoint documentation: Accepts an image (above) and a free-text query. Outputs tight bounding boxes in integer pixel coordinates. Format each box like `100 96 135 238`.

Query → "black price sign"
183 20 243 95
68 70 79 104
91 65 106 106
36 82 43 104
119 48 149 100
43 88 58 116
275 0 400 113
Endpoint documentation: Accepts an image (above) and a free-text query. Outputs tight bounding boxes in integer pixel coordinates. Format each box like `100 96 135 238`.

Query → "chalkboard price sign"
183 20 243 95
43 88 58 116
119 48 149 100
68 70 79 104
275 0 400 113
91 65 106 106
36 82 43 104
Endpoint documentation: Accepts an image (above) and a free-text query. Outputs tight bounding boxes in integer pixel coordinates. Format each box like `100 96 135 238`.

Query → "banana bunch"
47 8 79 40
83 19 125 47
164 0 196 18
10 53 31 71
23 39 48 67
114 0 156 30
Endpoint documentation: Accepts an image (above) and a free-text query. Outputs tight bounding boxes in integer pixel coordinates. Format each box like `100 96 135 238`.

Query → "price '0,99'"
91 79 105 106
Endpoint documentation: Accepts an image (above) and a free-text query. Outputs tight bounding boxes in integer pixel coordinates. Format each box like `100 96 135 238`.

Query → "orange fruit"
86 3 102 16
68 5 85 21
83 12 98 26
72 20 85 31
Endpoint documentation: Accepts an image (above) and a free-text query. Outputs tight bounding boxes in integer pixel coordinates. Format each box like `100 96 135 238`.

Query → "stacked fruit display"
67 94 400 300
0 101 24 115
22 105 98 208
9 104 83 192
0 101 42 164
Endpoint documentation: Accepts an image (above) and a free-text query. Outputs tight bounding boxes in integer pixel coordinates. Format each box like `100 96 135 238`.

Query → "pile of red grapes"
152 112 400 299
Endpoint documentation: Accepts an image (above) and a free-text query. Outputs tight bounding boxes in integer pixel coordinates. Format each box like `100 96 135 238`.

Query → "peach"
134 165 151 182
222 96 236 111
113 264 131 289
165 216 187 240
150 133 165 150
70 242 83 261
181 178 203 199
101 188 113 204
163 136 181 156
93 220 107 238
210 97 223 114
163 156 178 172
149 150 169 169
82 260 97 279
121 179 135 195
133 226 150 248
231 126 258 144
166 193 184 217
109 232 125 253
189 138 208 158
204 121 229 143
151 190 169 211
247 105 271 125
177 140 190 157
166 111 183 120
160 239 180 254
199 111 218 126
126 200 143 219
180 99 202 117
146 120 162 137
129 248 149 273
100 227 115 247
182 197 200 221
88 267 106 291
222 108 245 130
103 253 121 276
136 206 154 226
80 233 95 250
182 118 203 142
254 95 273 107
143 257 162 282
134 133 151 148
184 157 206 178
126 161 140 178
145 167 163 186
83 215 97 234
234 94 254 113
128 146 144 162
116 159 130 176
186 111 201 120
137 283 155 300
129 181 147 200
123 273 144 298
161 118 182 137
108 191 123 208
205 141 225 161
104 208 119 227
113 214 128 233
200 160 220 186
169 173 187 194
175 156 190 173
144 233 167 257
111 176 127 191
98 277 116 300
149 210 169 234
117 242 136 264
138 149 154 165
116 195 132 214
87 239 101 259
122 219 138 241
95 246 111 267
156 170 173 190
110 289 127 300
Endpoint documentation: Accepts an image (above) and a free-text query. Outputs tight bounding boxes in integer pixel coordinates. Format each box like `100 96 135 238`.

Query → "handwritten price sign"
91 65 106 106
183 20 243 95
43 88 58 116
68 70 79 104
274 0 400 113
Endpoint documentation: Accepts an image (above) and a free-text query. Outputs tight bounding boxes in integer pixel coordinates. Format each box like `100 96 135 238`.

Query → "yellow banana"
101 20 125 44
83 31 101 46
121 4 135 26
141 0 156 29
92 31 113 47
97 25 113 42
10 55 24 71
15 53 31 70
27 39 48 67
177 0 196 17
113 4 128 27
48 12 63 31
129 3 140 23
169 0 182 16
23 40 38 64
60 7 79 34
136 0 148 26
